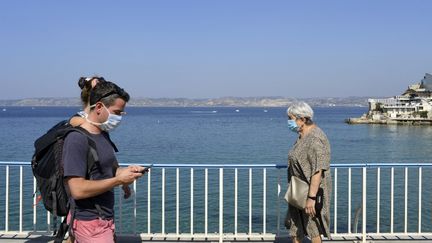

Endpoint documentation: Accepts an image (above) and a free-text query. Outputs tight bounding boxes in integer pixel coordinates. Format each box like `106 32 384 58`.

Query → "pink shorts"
68 214 115 243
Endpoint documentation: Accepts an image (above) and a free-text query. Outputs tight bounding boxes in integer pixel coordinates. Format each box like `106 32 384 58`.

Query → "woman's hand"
305 198 316 217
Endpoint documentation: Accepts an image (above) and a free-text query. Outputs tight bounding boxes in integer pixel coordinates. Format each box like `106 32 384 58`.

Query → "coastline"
0 96 369 107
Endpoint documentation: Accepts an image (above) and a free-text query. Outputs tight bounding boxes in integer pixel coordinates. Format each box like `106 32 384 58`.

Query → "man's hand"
305 198 316 217
128 165 147 174
116 165 145 185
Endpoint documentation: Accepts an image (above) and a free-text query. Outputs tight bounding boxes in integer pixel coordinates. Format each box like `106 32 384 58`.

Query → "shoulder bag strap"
293 162 309 185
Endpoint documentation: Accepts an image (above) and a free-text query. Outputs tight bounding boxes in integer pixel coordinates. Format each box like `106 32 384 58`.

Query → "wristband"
308 195 317 200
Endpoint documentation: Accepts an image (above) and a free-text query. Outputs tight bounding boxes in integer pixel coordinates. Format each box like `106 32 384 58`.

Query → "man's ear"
94 102 104 114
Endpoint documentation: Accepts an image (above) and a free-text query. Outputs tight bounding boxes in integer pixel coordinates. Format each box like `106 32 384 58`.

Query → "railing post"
205 168 208 236
162 168 165 235
404 167 408 233
5 166 9 232
190 168 194 235
348 168 351 234
334 168 338 234
391 167 394 233
418 167 422 233
362 167 367 243
235 168 238 235
176 168 180 236
276 168 281 236
219 168 224 243
377 167 381 234
19 166 23 233
133 180 137 235
249 168 252 235
47 211 51 234
147 169 151 234
263 168 267 234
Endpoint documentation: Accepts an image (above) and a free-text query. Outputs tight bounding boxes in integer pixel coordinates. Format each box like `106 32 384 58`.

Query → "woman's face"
288 114 306 130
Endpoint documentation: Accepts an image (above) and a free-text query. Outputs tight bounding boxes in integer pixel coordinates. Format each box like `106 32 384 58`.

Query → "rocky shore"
345 117 387 124
345 115 432 125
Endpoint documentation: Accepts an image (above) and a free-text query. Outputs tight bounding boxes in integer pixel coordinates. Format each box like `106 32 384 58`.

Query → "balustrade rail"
0 161 431 242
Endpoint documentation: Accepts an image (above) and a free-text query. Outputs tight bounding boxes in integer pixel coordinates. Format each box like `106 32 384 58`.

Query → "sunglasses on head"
97 91 118 102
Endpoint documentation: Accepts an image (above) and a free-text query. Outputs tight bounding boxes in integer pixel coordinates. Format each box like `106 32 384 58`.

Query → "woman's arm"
69 116 85 127
305 170 322 217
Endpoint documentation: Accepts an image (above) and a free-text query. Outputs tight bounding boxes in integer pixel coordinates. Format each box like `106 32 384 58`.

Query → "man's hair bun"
78 77 87 89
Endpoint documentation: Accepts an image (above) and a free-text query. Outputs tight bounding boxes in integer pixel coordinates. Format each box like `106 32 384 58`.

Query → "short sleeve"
63 132 88 178
307 137 330 175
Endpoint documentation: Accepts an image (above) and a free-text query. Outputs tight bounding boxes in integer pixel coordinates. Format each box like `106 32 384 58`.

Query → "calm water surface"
0 106 431 234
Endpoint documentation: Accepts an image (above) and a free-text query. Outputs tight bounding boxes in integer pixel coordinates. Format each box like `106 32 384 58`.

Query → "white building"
368 73 432 120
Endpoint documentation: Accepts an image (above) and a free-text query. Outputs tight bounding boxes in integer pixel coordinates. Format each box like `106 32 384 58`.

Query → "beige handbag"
284 175 309 209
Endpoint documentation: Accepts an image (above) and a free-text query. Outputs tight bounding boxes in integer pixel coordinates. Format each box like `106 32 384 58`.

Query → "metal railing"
331 163 432 242
0 161 432 242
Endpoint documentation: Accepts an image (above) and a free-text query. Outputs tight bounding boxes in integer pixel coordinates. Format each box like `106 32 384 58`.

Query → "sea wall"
345 117 432 125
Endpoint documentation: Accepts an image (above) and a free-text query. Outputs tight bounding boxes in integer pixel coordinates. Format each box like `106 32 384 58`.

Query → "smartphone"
142 164 153 173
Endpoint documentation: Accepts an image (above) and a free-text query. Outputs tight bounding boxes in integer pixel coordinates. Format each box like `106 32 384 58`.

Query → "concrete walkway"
0 234 432 243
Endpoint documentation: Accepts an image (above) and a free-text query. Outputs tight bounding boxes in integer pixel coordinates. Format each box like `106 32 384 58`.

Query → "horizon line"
0 95 375 101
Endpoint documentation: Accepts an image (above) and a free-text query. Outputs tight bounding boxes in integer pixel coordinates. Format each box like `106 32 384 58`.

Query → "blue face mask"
287 120 298 132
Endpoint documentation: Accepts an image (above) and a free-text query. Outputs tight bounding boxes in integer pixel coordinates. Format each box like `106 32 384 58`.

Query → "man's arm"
66 177 121 200
66 165 145 200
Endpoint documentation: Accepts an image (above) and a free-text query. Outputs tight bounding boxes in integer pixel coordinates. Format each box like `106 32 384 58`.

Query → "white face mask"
87 104 122 132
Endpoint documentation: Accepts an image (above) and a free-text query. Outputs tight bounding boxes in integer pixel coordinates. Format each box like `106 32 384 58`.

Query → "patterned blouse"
285 126 332 240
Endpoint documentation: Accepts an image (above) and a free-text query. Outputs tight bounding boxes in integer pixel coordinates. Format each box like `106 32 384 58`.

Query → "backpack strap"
54 212 70 243
68 127 101 177
52 190 58 235
54 200 76 243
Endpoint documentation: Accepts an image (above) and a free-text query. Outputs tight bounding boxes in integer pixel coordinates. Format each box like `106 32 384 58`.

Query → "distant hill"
0 97 370 107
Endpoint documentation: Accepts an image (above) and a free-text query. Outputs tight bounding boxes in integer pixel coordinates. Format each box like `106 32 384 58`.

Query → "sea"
0 106 432 235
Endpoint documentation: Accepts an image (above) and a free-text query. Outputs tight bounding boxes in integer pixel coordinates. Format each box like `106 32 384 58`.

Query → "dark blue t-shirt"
62 131 117 220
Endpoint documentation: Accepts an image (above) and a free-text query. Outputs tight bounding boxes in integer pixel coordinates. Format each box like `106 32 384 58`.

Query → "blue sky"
0 1 431 99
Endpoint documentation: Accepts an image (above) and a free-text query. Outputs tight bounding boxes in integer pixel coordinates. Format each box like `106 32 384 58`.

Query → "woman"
285 102 331 243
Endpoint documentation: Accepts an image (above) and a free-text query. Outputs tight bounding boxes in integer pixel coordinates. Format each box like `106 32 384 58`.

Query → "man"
63 81 145 242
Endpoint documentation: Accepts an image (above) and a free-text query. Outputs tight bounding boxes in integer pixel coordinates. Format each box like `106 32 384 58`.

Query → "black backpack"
32 120 100 218
31 119 118 241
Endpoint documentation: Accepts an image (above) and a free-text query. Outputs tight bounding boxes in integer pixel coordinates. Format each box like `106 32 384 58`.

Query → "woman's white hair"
286 101 314 120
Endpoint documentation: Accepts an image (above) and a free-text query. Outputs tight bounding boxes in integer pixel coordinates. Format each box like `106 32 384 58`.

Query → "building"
347 73 432 124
